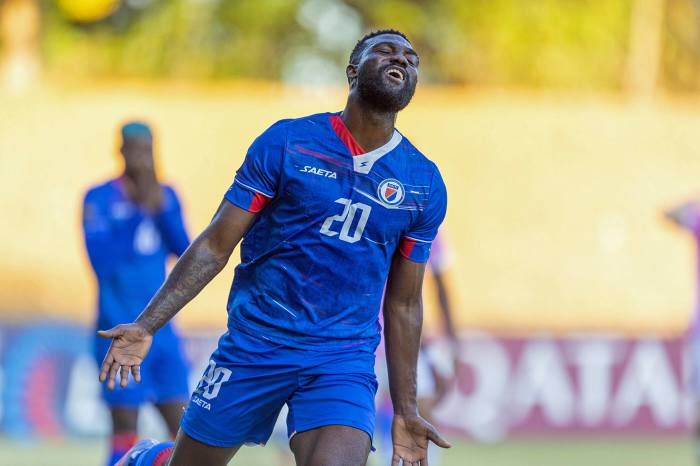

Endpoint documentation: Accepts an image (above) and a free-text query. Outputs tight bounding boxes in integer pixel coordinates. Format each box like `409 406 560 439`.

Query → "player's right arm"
98 200 256 389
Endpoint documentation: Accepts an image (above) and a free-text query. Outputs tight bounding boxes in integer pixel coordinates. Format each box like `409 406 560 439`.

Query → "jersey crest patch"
377 178 405 206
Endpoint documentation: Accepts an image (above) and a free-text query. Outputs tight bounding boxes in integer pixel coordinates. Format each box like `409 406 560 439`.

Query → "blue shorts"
94 327 190 407
180 328 378 448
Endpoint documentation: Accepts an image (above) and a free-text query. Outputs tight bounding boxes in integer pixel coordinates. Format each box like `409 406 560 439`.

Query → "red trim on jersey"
249 192 271 213
329 115 366 156
153 447 174 466
399 237 416 258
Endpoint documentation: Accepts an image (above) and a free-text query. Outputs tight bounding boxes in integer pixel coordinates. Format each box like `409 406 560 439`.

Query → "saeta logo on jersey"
377 178 405 206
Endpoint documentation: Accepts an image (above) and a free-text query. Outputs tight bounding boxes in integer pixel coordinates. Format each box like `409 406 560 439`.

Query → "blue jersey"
82 178 190 330
224 112 447 352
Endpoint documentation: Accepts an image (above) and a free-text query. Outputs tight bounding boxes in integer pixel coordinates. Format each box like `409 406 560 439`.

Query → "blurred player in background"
374 231 458 466
82 121 191 465
665 199 700 463
418 232 459 415
98 29 450 466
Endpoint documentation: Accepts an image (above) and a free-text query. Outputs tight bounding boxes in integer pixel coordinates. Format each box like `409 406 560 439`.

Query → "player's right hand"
97 323 153 390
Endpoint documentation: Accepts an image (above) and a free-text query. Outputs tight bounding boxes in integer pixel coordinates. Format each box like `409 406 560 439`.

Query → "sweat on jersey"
223 112 447 352
82 178 190 330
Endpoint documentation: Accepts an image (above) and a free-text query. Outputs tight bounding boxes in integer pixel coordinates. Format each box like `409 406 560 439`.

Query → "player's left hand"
391 413 451 465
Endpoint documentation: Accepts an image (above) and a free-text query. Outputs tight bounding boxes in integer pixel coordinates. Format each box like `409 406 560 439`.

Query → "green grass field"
0 437 694 466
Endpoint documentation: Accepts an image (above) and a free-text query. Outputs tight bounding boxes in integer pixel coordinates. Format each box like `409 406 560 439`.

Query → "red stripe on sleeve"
399 237 416 259
249 192 271 213
153 447 174 466
329 115 366 156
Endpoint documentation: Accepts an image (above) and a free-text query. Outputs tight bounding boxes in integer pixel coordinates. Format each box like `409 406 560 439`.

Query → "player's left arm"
385 255 451 465
153 186 190 256
385 165 450 465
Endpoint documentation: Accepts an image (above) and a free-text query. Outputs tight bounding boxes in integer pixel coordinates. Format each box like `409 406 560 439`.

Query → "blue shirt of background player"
83 177 189 331
224 112 447 354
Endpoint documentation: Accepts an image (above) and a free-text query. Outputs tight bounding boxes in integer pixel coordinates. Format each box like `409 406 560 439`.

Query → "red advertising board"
0 323 692 439
430 333 691 440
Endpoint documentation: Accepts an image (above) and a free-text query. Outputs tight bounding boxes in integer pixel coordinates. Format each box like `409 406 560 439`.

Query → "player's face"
121 136 154 175
352 34 419 113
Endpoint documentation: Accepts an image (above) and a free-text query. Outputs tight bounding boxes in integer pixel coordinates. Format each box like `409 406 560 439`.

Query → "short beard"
356 65 416 113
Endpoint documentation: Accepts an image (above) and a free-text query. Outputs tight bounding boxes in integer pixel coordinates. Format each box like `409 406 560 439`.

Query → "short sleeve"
224 121 288 213
399 167 448 263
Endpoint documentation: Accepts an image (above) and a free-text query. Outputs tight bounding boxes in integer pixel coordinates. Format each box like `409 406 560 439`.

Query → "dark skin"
107 134 184 439
99 33 449 466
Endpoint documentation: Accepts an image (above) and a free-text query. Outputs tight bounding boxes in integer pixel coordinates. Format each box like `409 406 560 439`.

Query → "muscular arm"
385 254 450 464
135 200 256 334
384 254 426 415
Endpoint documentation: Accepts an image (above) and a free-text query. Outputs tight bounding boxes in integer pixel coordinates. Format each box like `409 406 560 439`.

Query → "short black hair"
349 29 410 65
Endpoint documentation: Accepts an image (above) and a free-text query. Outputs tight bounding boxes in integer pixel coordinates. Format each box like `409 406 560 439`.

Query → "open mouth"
385 66 405 82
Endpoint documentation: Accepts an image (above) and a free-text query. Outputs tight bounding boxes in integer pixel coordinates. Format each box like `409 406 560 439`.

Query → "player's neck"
340 98 397 153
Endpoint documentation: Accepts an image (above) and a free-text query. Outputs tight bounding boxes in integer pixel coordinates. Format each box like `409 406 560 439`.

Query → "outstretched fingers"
107 360 121 390
131 364 141 384
120 364 130 388
98 352 114 383
392 457 424 466
426 426 451 449
393 453 426 466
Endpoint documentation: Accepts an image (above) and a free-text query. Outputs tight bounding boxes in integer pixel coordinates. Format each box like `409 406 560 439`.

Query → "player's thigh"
287 372 377 466
168 429 240 466
290 425 371 466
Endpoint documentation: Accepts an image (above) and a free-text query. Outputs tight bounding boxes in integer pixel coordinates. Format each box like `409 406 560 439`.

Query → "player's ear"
346 64 358 87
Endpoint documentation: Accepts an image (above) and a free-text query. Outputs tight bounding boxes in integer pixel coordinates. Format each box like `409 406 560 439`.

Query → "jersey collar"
328 114 403 174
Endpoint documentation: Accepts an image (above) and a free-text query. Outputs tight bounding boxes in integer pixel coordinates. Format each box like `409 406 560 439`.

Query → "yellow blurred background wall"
1 83 698 335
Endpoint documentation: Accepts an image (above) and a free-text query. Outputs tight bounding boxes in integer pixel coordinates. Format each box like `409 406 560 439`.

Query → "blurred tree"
55 0 120 23
8 0 699 93
625 0 665 99
0 0 41 93
663 0 700 91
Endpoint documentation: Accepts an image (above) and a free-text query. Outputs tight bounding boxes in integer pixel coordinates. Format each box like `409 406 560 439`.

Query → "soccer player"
665 199 700 463
82 121 191 465
102 29 450 466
